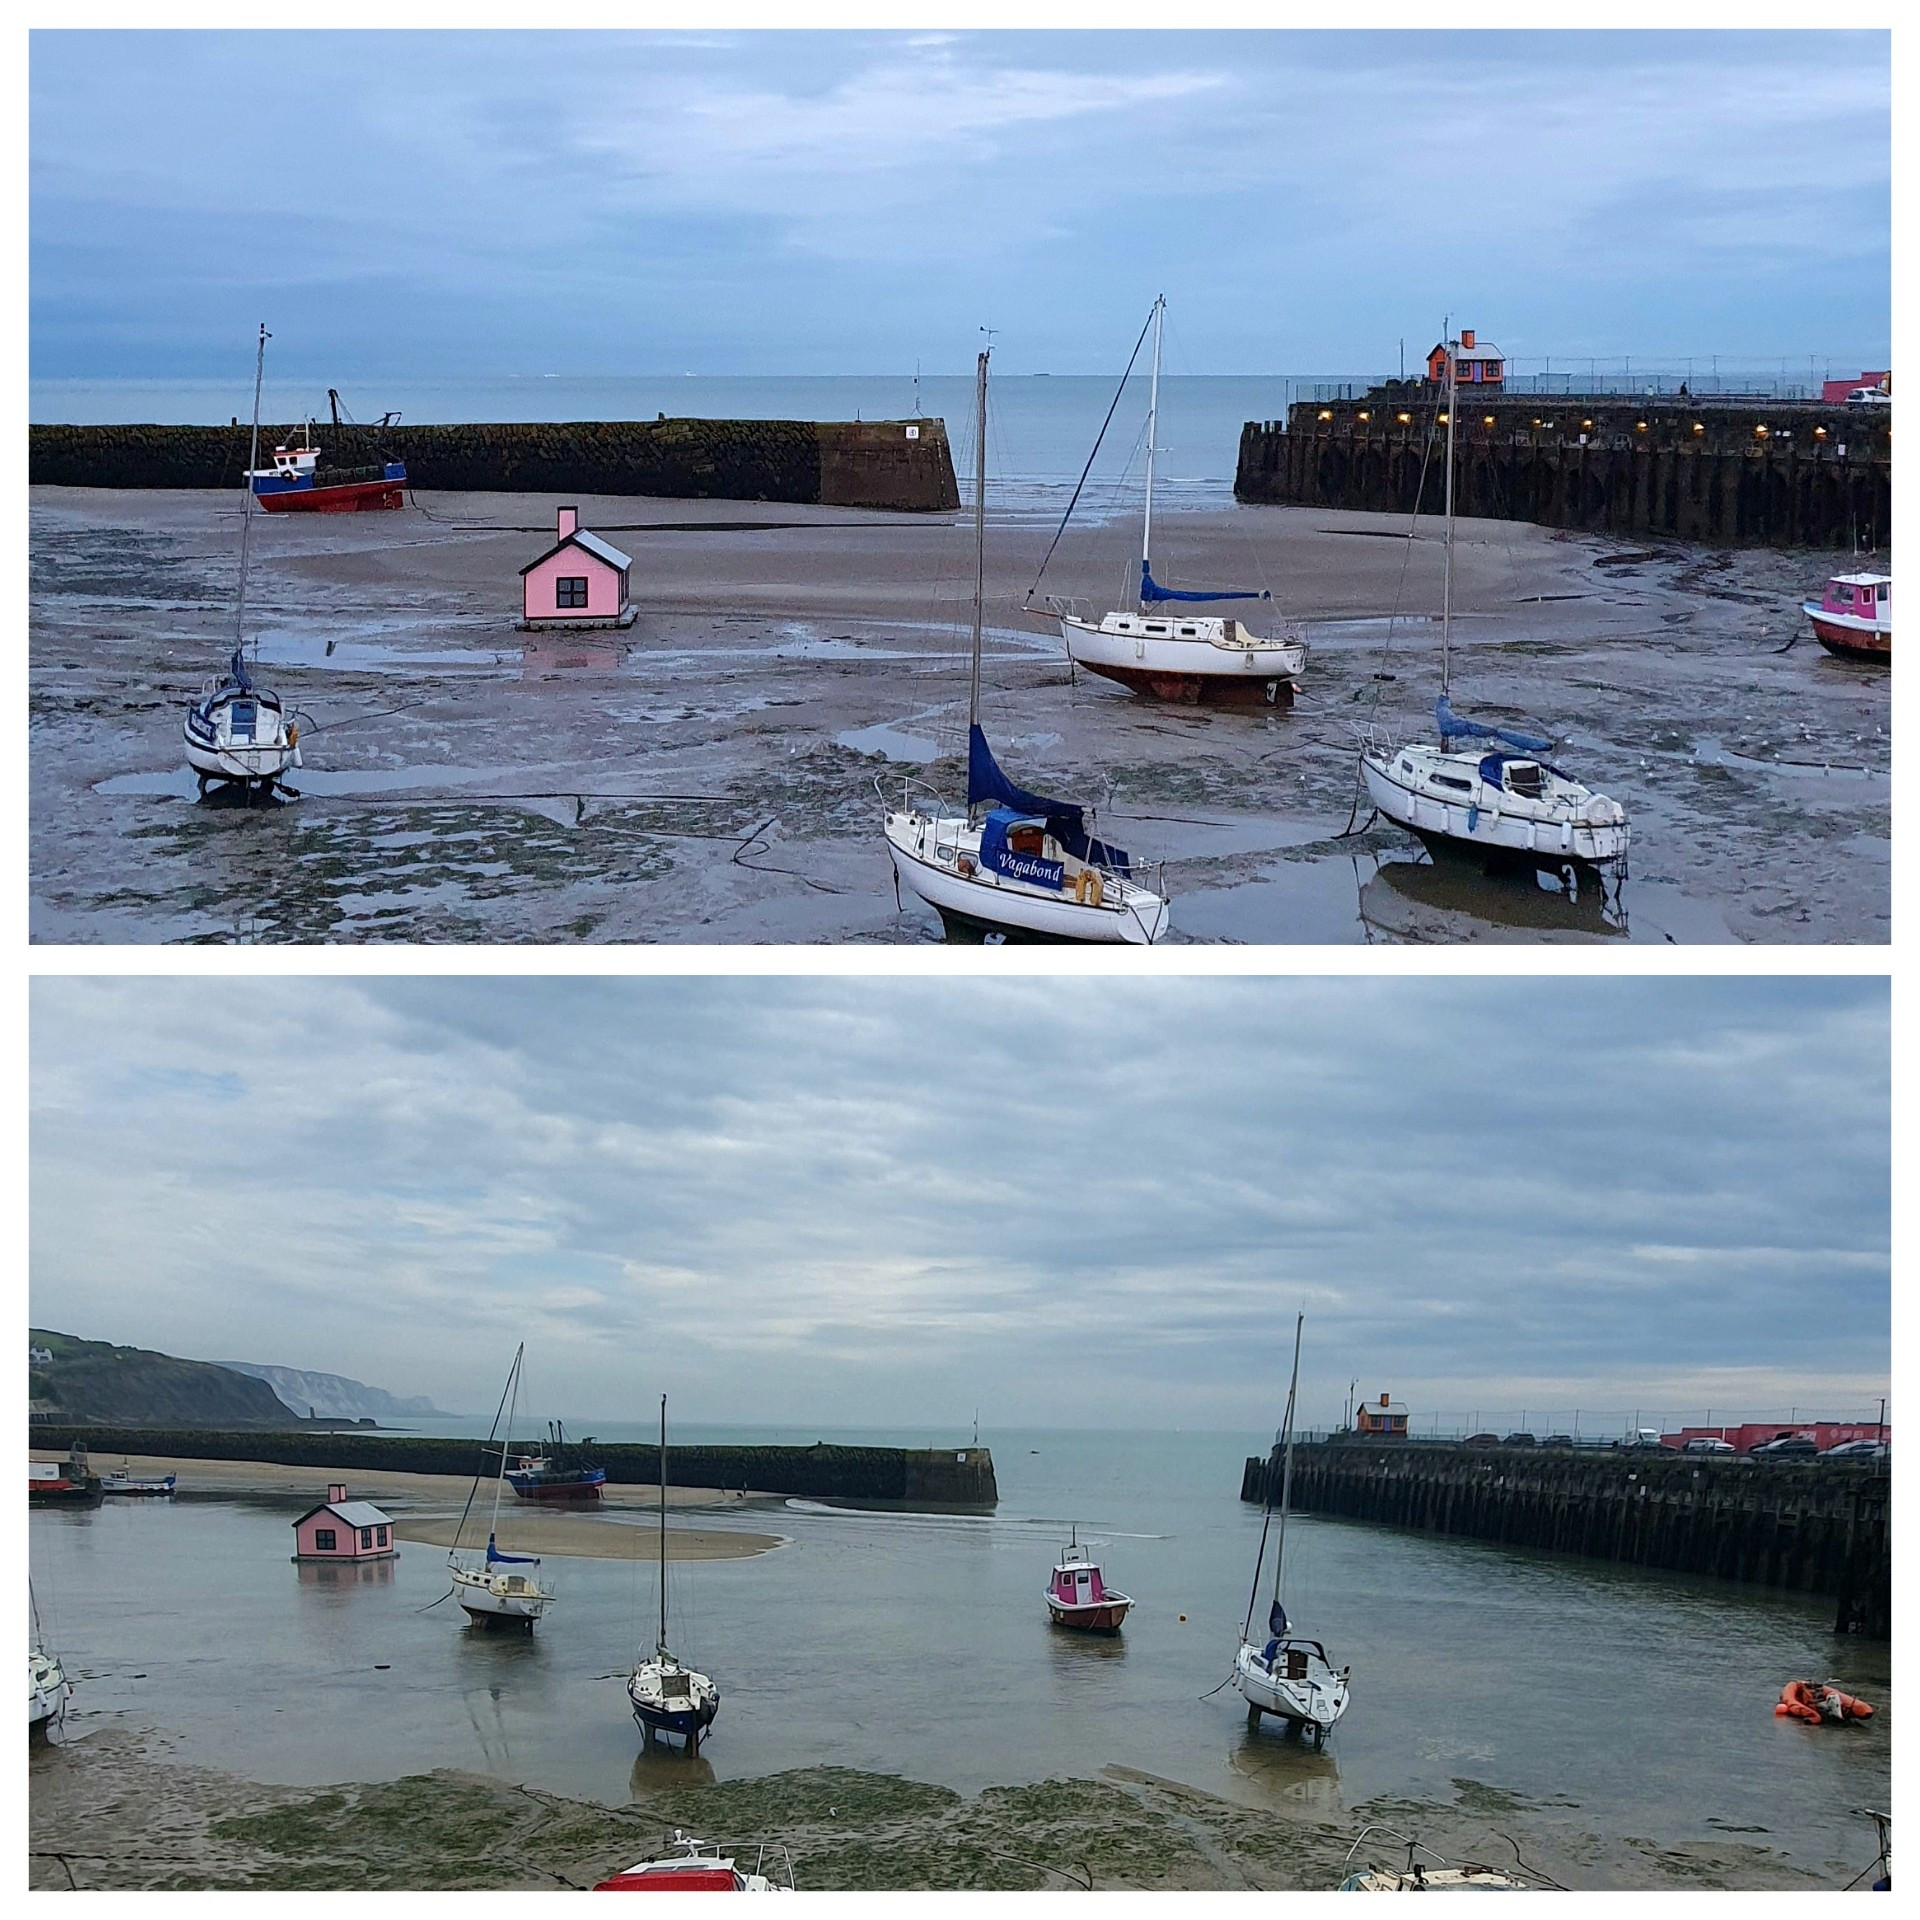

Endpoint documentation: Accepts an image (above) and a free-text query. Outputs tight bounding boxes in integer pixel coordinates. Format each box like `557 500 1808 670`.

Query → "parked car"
1846 386 1892 407
1750 1435 1818 1459
1463 1432 1500 1448
1683 1437 1735 1454
1541 1434 1575 1448
1820 1439 1889 1461
1502 1432 1537 1447
1613 1429 1667 1451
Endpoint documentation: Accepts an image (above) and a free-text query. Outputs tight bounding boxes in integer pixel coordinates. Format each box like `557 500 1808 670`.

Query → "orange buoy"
1776 1679 1875 1723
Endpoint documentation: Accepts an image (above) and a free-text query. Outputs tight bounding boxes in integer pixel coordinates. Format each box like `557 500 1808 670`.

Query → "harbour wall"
26 417 961 513
1235 392 1891 549
36 1426 998 1506
1241 1442 1888 1636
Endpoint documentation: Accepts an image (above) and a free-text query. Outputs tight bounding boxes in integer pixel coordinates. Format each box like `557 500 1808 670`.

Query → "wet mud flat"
31 1727 1845 1892
29 487 1889 943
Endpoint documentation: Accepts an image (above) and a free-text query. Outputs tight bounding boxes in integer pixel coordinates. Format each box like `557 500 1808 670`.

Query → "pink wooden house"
291 1483 398 1562
518 507 637 630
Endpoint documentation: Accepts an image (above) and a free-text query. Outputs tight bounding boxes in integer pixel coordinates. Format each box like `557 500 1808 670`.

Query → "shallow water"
30 1428 1888 1880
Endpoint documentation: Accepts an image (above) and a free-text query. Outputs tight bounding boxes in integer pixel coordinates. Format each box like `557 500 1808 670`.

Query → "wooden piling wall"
1242 1442 1888 1634
1235 393 1891 549
27 416 961 512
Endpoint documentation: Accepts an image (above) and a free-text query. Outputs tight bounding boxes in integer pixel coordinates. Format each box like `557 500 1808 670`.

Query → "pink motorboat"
1044 1527 1132 1633
1803 571 1891 662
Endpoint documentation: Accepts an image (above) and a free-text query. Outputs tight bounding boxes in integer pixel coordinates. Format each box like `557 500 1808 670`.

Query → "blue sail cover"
485 1531 540 1565
981 808 1064 890
967 726 1132 874
1140 561 1270 605
1269 1599 1290 1640
1434 695 1552 754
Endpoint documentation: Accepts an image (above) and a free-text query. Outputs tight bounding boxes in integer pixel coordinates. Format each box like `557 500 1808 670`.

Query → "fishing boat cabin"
1356 1392 1410 1439
519 507 637 630
292 1484 397 1561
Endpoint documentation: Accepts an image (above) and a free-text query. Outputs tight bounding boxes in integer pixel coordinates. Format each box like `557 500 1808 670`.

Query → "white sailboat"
183 323 304 796
1358 333 1629 874
1043 296 1305 707
30 1584 72 1735
882 347 1172 944
627 1395 720 1752
1233 1312 1350 1747
449 1344 556 1630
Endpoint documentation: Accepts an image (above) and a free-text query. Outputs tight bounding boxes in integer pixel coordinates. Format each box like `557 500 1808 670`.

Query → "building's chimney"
1380 1392 1389 1405
327 1483 347 1504
558 506 578 539
1461 329 1476 350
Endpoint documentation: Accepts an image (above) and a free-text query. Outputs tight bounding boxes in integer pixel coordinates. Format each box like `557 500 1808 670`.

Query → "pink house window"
315 1528 336 1551
377 1525 389 1547
557 577 589 609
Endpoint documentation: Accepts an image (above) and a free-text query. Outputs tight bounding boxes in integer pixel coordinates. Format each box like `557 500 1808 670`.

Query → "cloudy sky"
29 977 1888 1432
30 28 1889 381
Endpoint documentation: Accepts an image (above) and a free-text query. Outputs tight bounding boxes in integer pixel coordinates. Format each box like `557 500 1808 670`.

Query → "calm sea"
29 1425 1889 1882
27 374 1381 519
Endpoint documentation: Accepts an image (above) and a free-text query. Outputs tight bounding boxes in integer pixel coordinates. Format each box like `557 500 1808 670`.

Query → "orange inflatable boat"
1775 1679 1876 1724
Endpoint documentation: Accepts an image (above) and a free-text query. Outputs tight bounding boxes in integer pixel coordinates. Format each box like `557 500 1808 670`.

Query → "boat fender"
958 855 976 878
1073 870 1104 907
287 723 298 746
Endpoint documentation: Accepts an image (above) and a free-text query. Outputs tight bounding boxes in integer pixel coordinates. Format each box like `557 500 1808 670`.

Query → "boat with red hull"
504 1421 606 1501
248 424 406 513
1803 571 1891 662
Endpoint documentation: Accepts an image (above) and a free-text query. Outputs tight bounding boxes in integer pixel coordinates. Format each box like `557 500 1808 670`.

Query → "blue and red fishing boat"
247 419 406 513
504 1421 606 1501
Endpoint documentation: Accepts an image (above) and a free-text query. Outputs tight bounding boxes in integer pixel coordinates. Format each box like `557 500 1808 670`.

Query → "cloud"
29 978 1888 1432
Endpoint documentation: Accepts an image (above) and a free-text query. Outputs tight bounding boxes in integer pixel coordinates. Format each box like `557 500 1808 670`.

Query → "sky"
29 976 1889 1433
29 28 1891 382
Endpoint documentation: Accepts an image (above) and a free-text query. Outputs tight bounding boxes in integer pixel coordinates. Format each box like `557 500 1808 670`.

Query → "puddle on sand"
1175 849 1734 944
1691 735 1889 785
835 723 941 763
252 625 517 674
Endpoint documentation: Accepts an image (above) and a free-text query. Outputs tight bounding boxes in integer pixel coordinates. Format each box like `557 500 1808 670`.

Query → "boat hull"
1804 608 1891 662
1061 616 1303 708
505 1470 605 1501
1234 1641 1350 1738
1361 752 1629 872
453 1578 552 1628
1045 1596 1132 1633
30 1654 70 1732
29 1479 102 1507
885 813 1168 945
255 476 406 513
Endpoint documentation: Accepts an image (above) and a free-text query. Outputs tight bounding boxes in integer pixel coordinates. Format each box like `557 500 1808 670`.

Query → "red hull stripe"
1809 617 1890 660
1079 660 1296 707
258 480 406 514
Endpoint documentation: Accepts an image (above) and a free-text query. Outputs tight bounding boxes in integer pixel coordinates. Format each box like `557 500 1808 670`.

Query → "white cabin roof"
1831 572 1891 588
571 530 633 570
296 1498 392 1528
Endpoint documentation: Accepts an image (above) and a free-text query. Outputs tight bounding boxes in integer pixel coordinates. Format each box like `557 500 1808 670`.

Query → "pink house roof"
292 1497 392 1529
518 529 633 576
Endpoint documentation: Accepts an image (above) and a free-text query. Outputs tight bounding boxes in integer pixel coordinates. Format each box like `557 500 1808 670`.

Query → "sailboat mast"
236 322 268 654
658 1393 669 1655
1140 295 1164 605
1269 1312 1304 1609
968 347 989 738
1441 329 1457 697
488 1343 522 1545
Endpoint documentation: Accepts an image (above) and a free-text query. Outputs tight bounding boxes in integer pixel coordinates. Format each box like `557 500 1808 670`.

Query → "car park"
1683 1437 1735 1454
1502 1432 1537 1447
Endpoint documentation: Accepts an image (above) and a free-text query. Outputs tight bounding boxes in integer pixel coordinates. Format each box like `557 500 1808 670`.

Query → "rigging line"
293 699 436 736
450 1349 520 1559
1025 303 1157 602
1360 390 1443 733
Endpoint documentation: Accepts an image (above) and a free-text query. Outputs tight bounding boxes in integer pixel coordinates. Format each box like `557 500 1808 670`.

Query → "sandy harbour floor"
29 487 1889 943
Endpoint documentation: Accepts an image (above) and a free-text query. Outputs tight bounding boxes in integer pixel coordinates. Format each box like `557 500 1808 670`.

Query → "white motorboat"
593 1830 794 1892
883 348 1171 944
449 1344 556 1631
1233 1312 1350 1747
99 1467 177 1496
1357 332 1628 876
627 1396 720 1752
1041 296 1305 707
182 323 305 796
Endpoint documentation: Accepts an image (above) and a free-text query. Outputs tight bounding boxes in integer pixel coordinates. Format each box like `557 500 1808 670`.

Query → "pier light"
1754 424 1770 438
1636 421 1648 432
1532 417 1543 427
1396 411 1412 424
1692 422 1705 435
1318 409 1333 421
1483 414 1495 426
1815 426 1828 439
1357 410 1370 421
1438 412 1450 424
1580 419 1593 430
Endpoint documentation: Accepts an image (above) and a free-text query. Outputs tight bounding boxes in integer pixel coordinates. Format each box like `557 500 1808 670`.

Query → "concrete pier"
1236 392 1891 549
32 1425 998 1506
1242 1441 1888 1634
